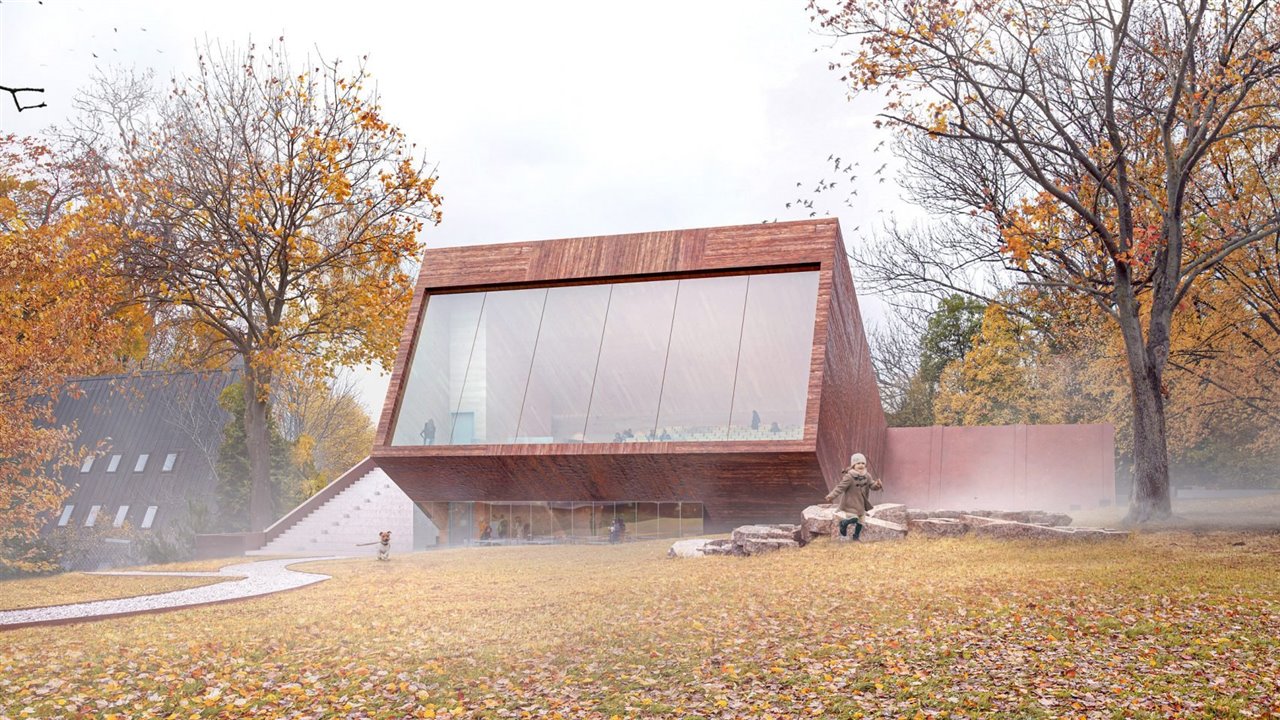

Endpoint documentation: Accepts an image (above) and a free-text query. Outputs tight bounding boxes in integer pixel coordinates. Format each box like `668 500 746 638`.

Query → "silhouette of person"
769 421 781 433
751 409 761 430
421 418 436 445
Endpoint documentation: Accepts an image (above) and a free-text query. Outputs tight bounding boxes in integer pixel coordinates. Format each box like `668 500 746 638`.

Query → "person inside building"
824 452 883 540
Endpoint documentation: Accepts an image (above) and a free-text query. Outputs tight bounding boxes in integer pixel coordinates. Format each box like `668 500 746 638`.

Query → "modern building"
208 219 1114 557
371 219 884 541
46 370 237 568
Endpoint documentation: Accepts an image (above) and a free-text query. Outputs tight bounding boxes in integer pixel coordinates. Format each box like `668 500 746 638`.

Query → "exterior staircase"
247 466 415 556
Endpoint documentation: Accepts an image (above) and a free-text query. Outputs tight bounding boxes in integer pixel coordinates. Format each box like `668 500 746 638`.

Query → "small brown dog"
376 530 391 561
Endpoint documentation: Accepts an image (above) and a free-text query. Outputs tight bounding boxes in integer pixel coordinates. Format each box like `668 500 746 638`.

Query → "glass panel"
635 502 659 540
84 505 101 527
134 454 149 472
584 280 679 442
80 456 94 473
57 505 74 527
163 453 178 472
656 276 749 441
659 502 681 537
681 502 705 536
449 502 473 545
392 292 487 445
113 505 130 528
452 288 547 444
107 454 121 472
516 285 611 443
141 505 159 529
728 272 819 441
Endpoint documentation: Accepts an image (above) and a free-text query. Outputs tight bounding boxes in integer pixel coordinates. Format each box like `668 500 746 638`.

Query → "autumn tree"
813 0 1280 521
77 41 442 530
0 137 131 573
873 294 985 426
273 372 375 500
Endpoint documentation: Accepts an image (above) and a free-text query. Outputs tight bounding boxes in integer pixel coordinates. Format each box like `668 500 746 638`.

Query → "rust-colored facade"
372 219 1116 536
883 424 1115 511
372 219 886 531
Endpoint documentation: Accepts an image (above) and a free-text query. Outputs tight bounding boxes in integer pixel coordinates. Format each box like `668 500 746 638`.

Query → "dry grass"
1073 493 1280 530
1 532 1278 718
0 574 231 612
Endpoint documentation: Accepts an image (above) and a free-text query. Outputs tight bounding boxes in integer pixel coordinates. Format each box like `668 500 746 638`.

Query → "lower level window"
84 505 101 527
140 505 159 529
416 500 704 546
57 505 75 527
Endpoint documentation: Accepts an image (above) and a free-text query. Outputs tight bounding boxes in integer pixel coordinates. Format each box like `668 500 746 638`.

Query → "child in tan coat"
825 453 883 540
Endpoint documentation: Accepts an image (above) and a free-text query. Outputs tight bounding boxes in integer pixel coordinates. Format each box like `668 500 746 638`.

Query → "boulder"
726 524 805 556
738 537 802 555
969 519 1077 540
801 504 841 539
1026 511 1074 527
701 538 738 556
966 518 1129 541
857 516 908 543
668 539 714 558
731 524 801 545
866 503 908 524
909 517 970 538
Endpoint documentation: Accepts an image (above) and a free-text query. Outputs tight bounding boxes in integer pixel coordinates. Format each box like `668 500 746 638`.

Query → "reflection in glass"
392 293 486 445
729 272 819 440
584 280 679 442
453 289 547 444
657 276 749 441
432 501 704 543
517 285 611 442
391 271 819 446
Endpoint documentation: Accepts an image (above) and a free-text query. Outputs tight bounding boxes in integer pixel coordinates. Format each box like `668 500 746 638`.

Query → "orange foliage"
0 137 134 572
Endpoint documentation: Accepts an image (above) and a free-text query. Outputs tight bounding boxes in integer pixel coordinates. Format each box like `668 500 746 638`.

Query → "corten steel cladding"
372 220 886 531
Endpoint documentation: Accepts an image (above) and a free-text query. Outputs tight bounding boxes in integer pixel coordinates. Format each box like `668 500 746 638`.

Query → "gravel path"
0 556 346 630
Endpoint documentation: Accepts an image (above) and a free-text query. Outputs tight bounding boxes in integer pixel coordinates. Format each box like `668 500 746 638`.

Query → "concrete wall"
882 424 1115 511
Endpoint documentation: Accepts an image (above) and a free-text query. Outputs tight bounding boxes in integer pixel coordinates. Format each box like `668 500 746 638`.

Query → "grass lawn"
0 574 232 613
1 531 1278 719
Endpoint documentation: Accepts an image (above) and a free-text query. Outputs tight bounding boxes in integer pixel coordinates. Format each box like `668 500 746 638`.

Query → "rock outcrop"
670 504 1127 557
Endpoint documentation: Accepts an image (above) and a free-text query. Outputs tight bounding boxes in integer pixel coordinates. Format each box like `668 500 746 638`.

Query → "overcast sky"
1 0 915 416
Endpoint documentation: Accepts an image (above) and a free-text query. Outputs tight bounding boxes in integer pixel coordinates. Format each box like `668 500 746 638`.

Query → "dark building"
46 370 237 568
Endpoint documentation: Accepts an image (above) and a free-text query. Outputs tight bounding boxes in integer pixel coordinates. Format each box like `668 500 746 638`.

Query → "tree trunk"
1115 308 1173 523
243 372 275 531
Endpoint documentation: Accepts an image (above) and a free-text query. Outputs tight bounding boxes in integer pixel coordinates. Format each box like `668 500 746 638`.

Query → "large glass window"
392 293 487 445
453 289 547 444
391 270 819 446
516 285 611 443
728 272 820 440
584 280 679 442
656 276 749 441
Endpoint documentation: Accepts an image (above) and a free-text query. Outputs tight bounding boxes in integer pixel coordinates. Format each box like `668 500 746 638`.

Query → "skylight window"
80 456 94 473
134 454 149 472
57 505 74 527
113 505 130 528
162 453 178 472
141 506 159 529
84 505 101 527
106 454 122 472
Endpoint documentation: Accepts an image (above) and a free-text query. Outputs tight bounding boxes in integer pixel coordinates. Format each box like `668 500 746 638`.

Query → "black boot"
839 517 857 537
852 519 863 541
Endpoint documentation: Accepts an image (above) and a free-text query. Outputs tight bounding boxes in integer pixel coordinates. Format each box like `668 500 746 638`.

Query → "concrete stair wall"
248 468 415 556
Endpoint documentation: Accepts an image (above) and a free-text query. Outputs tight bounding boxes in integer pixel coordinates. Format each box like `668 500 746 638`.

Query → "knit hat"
849 453 867 466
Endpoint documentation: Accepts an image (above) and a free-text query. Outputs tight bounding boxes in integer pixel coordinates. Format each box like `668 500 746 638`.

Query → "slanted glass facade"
392 270 819 446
